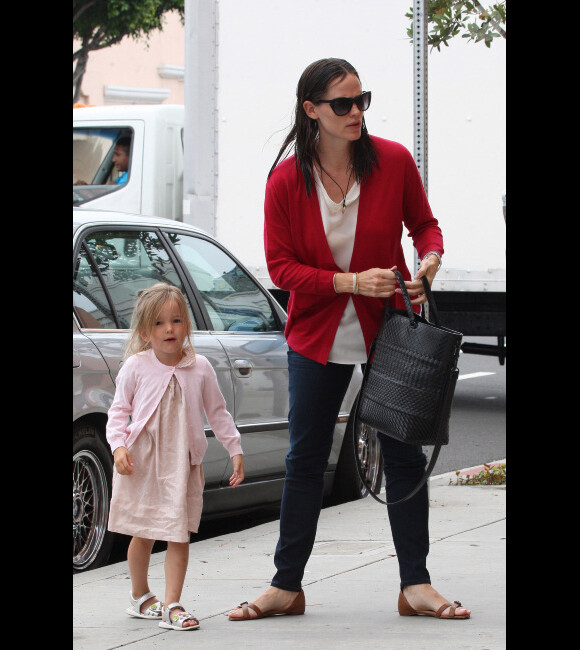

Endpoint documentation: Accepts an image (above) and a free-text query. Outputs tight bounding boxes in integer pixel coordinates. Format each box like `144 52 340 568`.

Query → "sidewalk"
73 464 506 649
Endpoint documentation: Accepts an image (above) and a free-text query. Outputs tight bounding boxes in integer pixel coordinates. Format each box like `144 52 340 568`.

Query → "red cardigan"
264 135 443 364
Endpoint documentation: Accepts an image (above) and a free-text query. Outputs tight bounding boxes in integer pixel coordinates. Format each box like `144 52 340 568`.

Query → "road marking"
457 371 496 381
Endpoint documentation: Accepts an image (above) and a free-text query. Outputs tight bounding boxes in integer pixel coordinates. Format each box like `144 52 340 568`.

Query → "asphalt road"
107 339 505 564
426 338 506 475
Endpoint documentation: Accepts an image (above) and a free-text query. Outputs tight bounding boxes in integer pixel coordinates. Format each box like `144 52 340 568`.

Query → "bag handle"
390 269 441 327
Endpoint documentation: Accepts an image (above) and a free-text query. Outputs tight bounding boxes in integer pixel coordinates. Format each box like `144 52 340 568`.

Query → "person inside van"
74 136 131 186
109 137 131 185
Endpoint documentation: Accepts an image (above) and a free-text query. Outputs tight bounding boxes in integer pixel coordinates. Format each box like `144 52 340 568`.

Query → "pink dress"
108 354 205 542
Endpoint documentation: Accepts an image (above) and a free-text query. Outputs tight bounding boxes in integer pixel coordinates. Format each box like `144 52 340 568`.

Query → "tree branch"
73 0 99 24
473 1 507 39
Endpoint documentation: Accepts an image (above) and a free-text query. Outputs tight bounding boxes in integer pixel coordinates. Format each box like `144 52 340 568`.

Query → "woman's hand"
113 446 133 475
357 266 399 297
335 266 399 297
397 254 440 305
229 454 245 488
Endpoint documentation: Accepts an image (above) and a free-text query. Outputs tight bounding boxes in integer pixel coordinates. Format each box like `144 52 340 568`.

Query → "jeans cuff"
271 579 302 593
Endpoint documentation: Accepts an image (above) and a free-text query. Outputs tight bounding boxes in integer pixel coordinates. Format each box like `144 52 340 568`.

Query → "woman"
229 58 470 622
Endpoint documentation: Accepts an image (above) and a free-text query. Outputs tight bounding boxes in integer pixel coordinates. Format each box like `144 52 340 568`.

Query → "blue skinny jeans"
271 348 431 593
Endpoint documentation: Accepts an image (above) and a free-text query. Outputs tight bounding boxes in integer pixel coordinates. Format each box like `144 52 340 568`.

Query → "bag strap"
418 273 441 326
351 271 446 506
389 269 414 323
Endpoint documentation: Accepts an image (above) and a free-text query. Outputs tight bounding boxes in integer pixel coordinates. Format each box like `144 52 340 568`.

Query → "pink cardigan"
264 135 444 364
106 349 243 464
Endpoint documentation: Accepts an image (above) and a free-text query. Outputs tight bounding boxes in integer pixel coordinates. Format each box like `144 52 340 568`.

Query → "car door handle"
233 359 253 377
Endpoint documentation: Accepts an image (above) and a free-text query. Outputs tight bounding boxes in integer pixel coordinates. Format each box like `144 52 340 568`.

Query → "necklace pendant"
342 199 346 214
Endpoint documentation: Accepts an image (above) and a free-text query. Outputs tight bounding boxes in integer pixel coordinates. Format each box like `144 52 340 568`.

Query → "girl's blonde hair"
124 283 195 360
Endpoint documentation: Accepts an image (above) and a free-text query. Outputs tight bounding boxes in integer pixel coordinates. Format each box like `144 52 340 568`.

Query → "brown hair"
268 58 378 195
124 283 195 360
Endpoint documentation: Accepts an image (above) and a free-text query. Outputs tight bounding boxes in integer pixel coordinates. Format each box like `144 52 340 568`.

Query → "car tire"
73 424 115 572
330 399 384 504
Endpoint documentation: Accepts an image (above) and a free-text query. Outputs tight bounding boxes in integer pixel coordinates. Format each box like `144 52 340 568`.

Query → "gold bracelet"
333 273 338 293
354 272 359 294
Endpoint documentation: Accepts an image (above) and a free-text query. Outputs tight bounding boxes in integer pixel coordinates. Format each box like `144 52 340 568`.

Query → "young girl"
106 282 244 631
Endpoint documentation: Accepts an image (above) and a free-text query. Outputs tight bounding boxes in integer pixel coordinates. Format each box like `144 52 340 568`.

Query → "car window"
169 233 279 332
73 245 118 328
73 128 133 206
73 229 198 330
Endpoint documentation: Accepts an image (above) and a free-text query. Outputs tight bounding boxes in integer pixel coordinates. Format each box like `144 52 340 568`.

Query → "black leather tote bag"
353 270 463 505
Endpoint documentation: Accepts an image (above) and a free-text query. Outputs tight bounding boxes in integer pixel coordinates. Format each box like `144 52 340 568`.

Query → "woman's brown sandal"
229 589 305 620
398 590 470 619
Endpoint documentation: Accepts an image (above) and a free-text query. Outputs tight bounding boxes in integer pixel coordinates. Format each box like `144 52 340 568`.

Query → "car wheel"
73 425 114 571
330 400 383 504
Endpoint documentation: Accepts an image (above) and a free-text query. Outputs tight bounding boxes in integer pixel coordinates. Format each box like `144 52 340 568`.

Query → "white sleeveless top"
314 167 367 364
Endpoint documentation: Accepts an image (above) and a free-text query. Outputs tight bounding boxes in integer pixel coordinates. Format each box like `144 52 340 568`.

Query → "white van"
73 104 184 221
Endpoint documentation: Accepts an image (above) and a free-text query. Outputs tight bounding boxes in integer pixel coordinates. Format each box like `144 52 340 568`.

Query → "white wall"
214 0 505 280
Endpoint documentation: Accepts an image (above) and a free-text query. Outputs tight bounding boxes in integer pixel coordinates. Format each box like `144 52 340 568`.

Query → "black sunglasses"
316 91 372 116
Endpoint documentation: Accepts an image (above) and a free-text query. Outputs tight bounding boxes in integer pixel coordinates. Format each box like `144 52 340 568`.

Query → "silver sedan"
73 210 382 571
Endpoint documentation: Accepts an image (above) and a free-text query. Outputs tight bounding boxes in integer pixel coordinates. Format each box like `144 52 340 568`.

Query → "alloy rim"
356 421 382 495
73 450 109 570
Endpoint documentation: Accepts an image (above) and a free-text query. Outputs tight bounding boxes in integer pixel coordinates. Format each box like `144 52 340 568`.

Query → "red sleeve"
401 150 444 259
264 169 337 295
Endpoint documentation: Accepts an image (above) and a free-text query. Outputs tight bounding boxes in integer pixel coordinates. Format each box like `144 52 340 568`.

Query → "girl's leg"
127 537 157 611
164 541 198 627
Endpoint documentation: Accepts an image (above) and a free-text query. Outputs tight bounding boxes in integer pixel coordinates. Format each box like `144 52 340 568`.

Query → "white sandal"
126 591 163 619
159 602 200 631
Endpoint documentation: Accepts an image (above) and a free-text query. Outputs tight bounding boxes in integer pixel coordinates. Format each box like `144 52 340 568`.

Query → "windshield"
73 127 133 206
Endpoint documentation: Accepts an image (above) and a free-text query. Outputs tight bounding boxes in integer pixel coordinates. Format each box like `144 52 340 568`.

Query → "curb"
430 458 506 482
